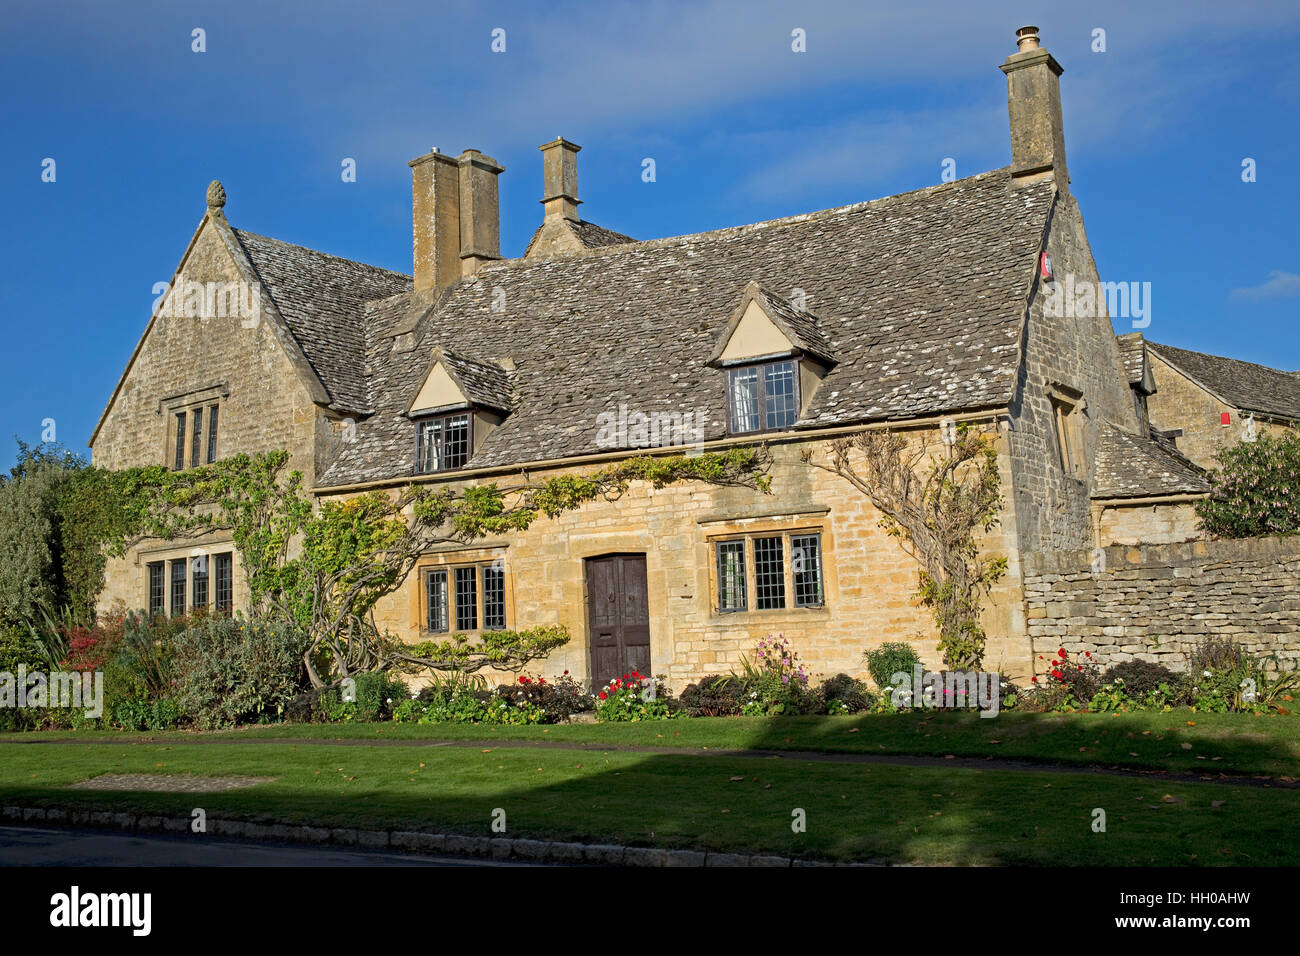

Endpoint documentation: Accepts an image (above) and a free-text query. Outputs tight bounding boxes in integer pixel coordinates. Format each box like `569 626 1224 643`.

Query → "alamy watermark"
0 666 103 718
151 279 262 326
888 665 1001 718
1042 272 1151 329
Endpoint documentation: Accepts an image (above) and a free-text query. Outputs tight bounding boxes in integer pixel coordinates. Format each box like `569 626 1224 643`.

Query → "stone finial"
206 180 226 209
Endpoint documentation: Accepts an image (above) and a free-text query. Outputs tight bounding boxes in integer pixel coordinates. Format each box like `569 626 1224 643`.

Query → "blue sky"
2 0 1298 464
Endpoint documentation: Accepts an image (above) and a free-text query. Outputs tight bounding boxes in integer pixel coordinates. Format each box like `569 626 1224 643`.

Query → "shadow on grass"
2 712 1298 865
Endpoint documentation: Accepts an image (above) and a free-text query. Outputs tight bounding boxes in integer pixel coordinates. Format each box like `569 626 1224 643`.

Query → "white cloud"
1231 270 1300 301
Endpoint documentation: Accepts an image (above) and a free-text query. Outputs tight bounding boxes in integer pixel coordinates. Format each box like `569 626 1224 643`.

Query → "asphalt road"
0 825 520 866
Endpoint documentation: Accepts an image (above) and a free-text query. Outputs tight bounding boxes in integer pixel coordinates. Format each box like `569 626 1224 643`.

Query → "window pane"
791 533 824 607
454 566 478 630
191 408 203 468
426 570 449 633
170 559 187 616
173 413 186 471
191 555 209 611
482 565 506 630
443 415 471 469
214 553 233 613
728 367 761 433
148 562 165 617
716 540 747 611
763 361 798 430
207 405 219 463
753 536 786 610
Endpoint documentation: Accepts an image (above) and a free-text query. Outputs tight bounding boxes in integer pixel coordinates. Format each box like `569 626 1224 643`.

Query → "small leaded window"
753 536 786 610
726 359 799 434
483 565 506 630
214 553 233 613
173 413 187 471
207 404 219 463
416 413 472 473
454 566 478 631
190 408 203 468
191 556 209 611
426 570 449 633
169 559 187 616
791 533 824 607
147 562 165 617
716 540 747 612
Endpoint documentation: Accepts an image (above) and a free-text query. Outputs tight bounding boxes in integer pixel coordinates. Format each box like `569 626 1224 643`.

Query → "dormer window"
707 281 837 437
727 359 799 434
406 346 514 476
415 411 471 473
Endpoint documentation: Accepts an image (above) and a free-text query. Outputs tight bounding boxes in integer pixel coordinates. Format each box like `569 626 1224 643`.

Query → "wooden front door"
585 554 650 691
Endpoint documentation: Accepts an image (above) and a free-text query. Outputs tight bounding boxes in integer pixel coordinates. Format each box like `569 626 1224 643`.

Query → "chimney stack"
409 147 505 293
999 25 1069 192
539 137 581 222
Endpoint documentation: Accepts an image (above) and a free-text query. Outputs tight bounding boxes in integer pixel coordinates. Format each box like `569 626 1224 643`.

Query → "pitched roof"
707 281 837 366
233 230 412 413
319 168 1055 487
522 218 636 257
1092 422 1210 499
1147 340 1300 422
417 347 515 413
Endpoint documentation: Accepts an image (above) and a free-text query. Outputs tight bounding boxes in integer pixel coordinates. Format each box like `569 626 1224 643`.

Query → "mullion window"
191 556 209 611
214 553 233 613
426 570 449 633
753 536 786 610
191 408 203 468
791 533 824 607
169 559 187 616
173 413 186 471
207 405 219 463
727 360 798 434
454 566 478 631
716 540 747 611
416 412 472 473
147 562 165 617
482 565 506 630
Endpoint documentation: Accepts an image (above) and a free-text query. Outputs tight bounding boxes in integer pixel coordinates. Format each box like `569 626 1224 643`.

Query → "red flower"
1031 676 1039 683
1058 649 1067 659
1077 665 1083 671
599 691 607 700
1084 652 1091 658
1051 669 1063 680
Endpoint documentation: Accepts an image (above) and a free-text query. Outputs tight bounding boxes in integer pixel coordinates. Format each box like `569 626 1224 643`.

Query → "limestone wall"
1024 536 1300 674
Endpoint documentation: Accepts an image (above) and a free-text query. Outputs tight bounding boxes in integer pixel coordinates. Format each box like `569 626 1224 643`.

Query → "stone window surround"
1044 381 1086 481
160 384 227 471
410 546 512 636
701 515 834 621
137 541 237 615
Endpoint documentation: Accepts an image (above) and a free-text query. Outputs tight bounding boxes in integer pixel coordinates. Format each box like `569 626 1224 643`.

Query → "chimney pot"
1015 25 1040 52
999 27 1069 192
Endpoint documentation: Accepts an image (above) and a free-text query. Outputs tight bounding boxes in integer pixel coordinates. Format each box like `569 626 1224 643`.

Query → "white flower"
1202 670 1212 678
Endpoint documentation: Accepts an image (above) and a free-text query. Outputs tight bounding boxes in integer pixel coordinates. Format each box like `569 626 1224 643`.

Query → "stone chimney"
999 26 1069 192
408 147 505 292
539 137 581 222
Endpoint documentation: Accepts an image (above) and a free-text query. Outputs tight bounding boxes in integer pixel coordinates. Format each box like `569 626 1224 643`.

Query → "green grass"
8 710 1298 778
0 739 1295 865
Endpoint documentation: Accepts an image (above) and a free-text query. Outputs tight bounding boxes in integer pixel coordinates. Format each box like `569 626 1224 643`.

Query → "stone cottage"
89 27 1282 687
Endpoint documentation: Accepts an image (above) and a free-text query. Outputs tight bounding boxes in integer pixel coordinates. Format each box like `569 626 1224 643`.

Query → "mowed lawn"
1 712 1298 865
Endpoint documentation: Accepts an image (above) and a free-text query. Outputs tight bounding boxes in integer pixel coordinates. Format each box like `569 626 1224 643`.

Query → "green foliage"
731 634 816 716
351 669 409 722
1100 660 1179 699
818 673 875 713
404 625 571 675
594 673 675 721
864 641 924 690
1196 430 1300 538
170 615 310 729
679 675 746 717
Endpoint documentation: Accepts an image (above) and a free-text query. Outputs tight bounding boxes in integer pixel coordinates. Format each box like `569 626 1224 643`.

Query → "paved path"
4 734 1294 789
0 825 522 867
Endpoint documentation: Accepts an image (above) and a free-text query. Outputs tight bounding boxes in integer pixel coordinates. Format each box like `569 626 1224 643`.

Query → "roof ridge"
1146 339 1295 378
472 166 1023 276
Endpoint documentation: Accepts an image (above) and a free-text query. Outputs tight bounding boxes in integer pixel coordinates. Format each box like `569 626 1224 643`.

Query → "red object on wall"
1040 252 1053 279
1221 412 1232 426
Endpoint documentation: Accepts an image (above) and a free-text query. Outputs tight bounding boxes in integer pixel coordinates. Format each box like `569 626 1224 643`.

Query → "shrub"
594 672 674 721
864 642 923 691
733 634 816 716
1189 635 1246 674
817 673 874 714
170 616 309 729
351 670 409 722
1195 430 1300 538
1100 660 1179 699
680 675 746 717
493 672 591 722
